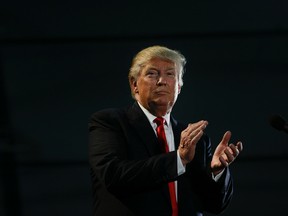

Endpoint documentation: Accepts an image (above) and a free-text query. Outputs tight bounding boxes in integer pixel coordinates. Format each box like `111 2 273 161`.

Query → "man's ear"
178 84 181 94
130 78 138 93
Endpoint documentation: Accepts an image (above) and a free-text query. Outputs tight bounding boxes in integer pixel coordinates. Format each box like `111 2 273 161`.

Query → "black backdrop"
1 1 288 215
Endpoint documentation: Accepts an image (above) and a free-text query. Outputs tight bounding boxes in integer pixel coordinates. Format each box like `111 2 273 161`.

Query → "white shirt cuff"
177 150 186 175
212 169 225 182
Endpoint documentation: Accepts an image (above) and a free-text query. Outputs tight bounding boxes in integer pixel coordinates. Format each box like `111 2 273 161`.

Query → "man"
88 45 243 216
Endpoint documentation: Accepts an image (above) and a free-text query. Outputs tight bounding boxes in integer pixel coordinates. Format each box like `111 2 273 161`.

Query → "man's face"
130 57 181 116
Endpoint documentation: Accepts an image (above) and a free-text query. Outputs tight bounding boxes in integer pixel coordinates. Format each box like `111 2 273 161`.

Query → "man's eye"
167 72 176 77
147 71 158 76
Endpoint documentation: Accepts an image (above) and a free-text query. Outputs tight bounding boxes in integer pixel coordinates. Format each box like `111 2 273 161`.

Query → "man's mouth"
155 91 169 95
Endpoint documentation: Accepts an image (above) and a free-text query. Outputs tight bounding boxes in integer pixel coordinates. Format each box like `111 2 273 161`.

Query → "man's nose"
157 76 167 85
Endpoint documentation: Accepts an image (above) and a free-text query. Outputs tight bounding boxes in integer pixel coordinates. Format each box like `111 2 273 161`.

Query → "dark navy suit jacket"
88 102 233 216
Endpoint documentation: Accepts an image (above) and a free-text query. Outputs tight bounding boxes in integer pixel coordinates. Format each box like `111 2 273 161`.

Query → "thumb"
220 131 232 146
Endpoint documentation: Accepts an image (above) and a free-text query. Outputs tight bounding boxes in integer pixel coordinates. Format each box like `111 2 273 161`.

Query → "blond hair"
128 46 186 89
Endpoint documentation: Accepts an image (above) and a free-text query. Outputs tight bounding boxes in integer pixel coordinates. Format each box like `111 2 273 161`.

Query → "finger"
236 141 243 152
182 129 204 149
180 136 192 148
220 131 232 146
229 144 239 157
224 148 235 162
188 126 206 140
184 122 201 132
219 156 229 167
187 123 206 140
190 129 204 145
180 121 208 149
186 120 208 136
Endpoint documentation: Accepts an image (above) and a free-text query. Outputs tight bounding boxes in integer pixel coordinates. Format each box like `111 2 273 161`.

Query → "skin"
130 57 181 117
129 57 243 176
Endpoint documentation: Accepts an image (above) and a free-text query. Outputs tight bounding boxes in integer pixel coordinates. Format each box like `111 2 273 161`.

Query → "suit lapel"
126 102 162 156
127 103 186 208
171 116 183 149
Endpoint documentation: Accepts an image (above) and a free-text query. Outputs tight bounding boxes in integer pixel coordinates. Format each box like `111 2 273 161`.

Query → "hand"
178 120 208 166
211 131 243 175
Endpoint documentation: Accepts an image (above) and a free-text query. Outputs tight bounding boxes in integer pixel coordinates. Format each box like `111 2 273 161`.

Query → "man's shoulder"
90 106 128 120
88 103 143 132
88 107 129 132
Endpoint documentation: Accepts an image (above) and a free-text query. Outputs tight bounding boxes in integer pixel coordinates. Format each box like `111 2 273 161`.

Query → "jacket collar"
126 102 181 155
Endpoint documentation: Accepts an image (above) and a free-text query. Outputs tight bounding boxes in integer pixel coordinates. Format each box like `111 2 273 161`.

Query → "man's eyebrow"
147 66 176 70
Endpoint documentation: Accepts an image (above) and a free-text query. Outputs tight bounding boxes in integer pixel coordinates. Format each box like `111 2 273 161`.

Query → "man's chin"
151 99 174 109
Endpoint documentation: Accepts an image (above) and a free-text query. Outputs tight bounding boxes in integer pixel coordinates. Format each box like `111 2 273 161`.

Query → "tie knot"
154 117 165 126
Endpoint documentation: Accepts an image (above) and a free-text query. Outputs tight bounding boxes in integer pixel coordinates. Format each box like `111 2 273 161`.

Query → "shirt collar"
137 101 171 126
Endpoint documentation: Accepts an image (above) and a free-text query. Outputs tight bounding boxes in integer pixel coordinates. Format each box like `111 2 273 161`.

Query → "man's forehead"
145 58 176 68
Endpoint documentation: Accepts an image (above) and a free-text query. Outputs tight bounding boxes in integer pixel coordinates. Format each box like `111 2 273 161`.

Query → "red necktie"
154 117 178 216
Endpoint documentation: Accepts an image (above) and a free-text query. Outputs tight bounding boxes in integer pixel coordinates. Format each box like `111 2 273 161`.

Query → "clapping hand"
211 131 243 175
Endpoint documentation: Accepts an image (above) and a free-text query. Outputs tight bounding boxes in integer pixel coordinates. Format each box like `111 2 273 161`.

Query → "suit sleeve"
88 110 178 195
186 134 233 214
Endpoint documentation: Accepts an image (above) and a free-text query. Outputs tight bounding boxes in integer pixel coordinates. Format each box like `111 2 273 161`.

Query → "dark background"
1 1 288 215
